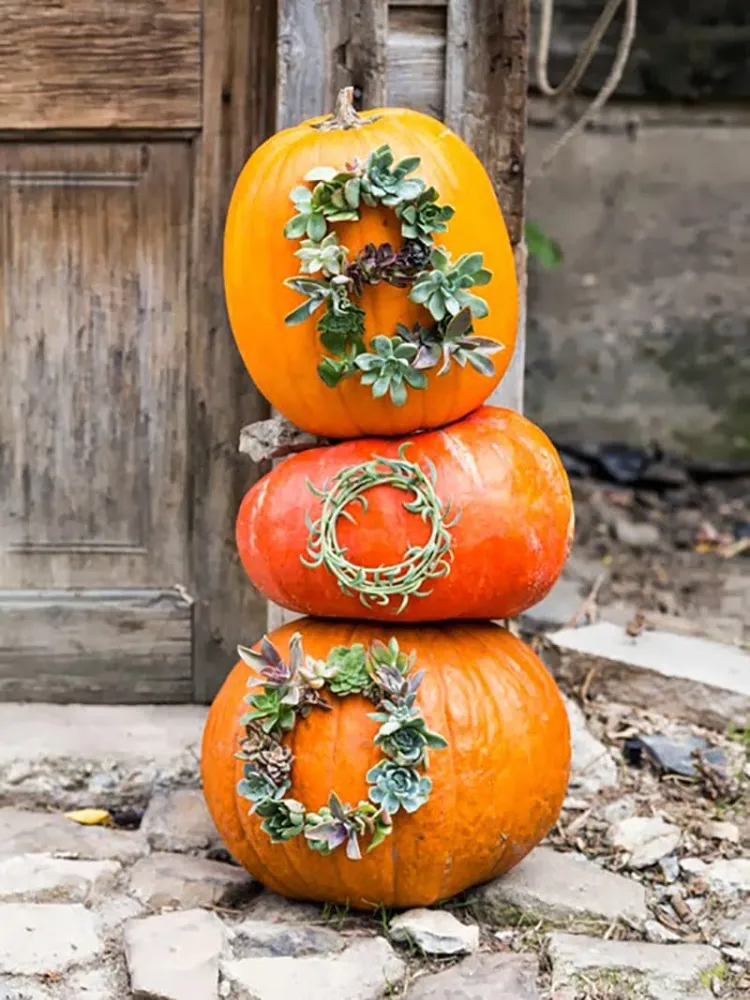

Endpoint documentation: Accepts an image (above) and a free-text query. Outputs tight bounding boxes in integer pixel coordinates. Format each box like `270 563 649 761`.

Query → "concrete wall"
524 2 750 459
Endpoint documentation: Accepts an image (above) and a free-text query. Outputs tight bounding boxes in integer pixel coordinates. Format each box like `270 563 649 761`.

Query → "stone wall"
524 1 750 459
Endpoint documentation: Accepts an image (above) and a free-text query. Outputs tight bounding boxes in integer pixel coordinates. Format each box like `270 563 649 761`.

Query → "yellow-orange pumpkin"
201 619 570 910
224 91 518 439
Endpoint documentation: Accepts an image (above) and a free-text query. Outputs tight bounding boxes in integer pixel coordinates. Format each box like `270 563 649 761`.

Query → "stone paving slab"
0 704 206 809
0 902 104 976
470 845 648 927
547 622 750 731
548 932 723 999
0 807 148 864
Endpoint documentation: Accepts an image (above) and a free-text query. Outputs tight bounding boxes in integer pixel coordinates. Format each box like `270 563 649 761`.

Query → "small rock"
141 788 220 853
246 890 322 923
613 517 661 549
125 908 226 1000
600 796 636 825
645 919 681 944
609 816 681 868
0 807 147 864
565 697 619 796
389 908 479 955
700 858 750 896
548 932 722 998
659 855 681 884
625 733 728 779
469 846 648 927
95 892 147 932
680 857 707 878
405 953 539 999
562 796 590 811
0 853 119 903
228 919 345 957
128 852 254 910
0 902 104 975
700 820 740 843
719 905 750 954
221 936 404 1000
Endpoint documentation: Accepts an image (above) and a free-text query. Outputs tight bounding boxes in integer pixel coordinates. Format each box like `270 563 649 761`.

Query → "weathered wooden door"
0 0 273 702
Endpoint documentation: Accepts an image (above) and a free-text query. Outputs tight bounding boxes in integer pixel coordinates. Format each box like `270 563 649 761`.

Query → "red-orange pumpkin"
201 618 570 910
237 406 574 622
223 91 518 439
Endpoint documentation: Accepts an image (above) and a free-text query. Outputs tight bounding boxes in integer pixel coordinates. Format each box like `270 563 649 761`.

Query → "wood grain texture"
277 0 388 129
0 0 201 130
446 0 528 413
487 241 527 410
387 5 447 116
445 0 528 247
0 590 193 703
0 142 192 589
189 0 275 702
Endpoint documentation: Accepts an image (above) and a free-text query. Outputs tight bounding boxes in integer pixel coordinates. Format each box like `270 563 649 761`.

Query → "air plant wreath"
283 144 503 406
303 443 460 613
236 633 447 859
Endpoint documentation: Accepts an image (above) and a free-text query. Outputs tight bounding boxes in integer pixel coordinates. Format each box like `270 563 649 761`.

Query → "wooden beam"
0 590 192 703
190 0 277 702
445 0 529 412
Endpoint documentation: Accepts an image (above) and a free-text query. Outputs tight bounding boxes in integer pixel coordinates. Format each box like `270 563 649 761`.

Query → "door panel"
0 143 192 590
0 589 193 702
0 0 201 130
0 0 272 702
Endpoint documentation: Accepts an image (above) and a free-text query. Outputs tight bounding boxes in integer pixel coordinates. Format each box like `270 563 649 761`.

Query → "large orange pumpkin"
224 89 518 439
201 618 570 910
236 406 574 622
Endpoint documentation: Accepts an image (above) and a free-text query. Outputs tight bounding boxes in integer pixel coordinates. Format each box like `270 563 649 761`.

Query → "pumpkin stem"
313 87 380 132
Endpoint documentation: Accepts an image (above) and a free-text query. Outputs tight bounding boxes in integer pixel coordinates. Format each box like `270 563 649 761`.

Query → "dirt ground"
563 470 750 645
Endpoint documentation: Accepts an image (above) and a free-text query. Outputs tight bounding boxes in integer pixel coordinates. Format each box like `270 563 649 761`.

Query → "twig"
564 571 607 628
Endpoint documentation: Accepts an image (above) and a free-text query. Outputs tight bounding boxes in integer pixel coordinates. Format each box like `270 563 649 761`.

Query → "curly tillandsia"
235 632 446 857
281 138 499 403
302 444 461 613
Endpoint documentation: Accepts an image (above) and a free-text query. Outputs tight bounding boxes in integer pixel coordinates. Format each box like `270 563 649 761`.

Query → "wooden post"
267 0 529 629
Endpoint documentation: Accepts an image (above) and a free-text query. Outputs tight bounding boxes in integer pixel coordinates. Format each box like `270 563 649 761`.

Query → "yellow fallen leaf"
63 808 111 826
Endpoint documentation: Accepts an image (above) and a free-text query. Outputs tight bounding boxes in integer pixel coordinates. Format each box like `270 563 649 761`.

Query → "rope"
532 0 639 176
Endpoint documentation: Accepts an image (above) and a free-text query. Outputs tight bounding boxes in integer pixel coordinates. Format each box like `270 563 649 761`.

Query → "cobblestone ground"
0 696 747 1000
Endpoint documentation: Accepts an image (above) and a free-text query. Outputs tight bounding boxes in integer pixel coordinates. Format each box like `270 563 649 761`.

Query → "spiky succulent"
326 643 370 696
354 336 428 407
304 793 370 860
371 637 413 671
256 798 307 843
402 308 503 377
237 764 289 811
238 634 306 735
361 146 425 207
366 760 432 815
410 248 492 323
397 187 454 245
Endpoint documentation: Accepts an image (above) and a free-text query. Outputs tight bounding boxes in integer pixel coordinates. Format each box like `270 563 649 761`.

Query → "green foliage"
525 220 563 269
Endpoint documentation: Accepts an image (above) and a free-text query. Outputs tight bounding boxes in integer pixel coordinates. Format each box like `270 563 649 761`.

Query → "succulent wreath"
283 144 502 406
235 633 447 859
303 443 460 613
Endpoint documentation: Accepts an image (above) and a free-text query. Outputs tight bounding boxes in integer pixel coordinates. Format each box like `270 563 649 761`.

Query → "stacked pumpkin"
202 89 574 909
